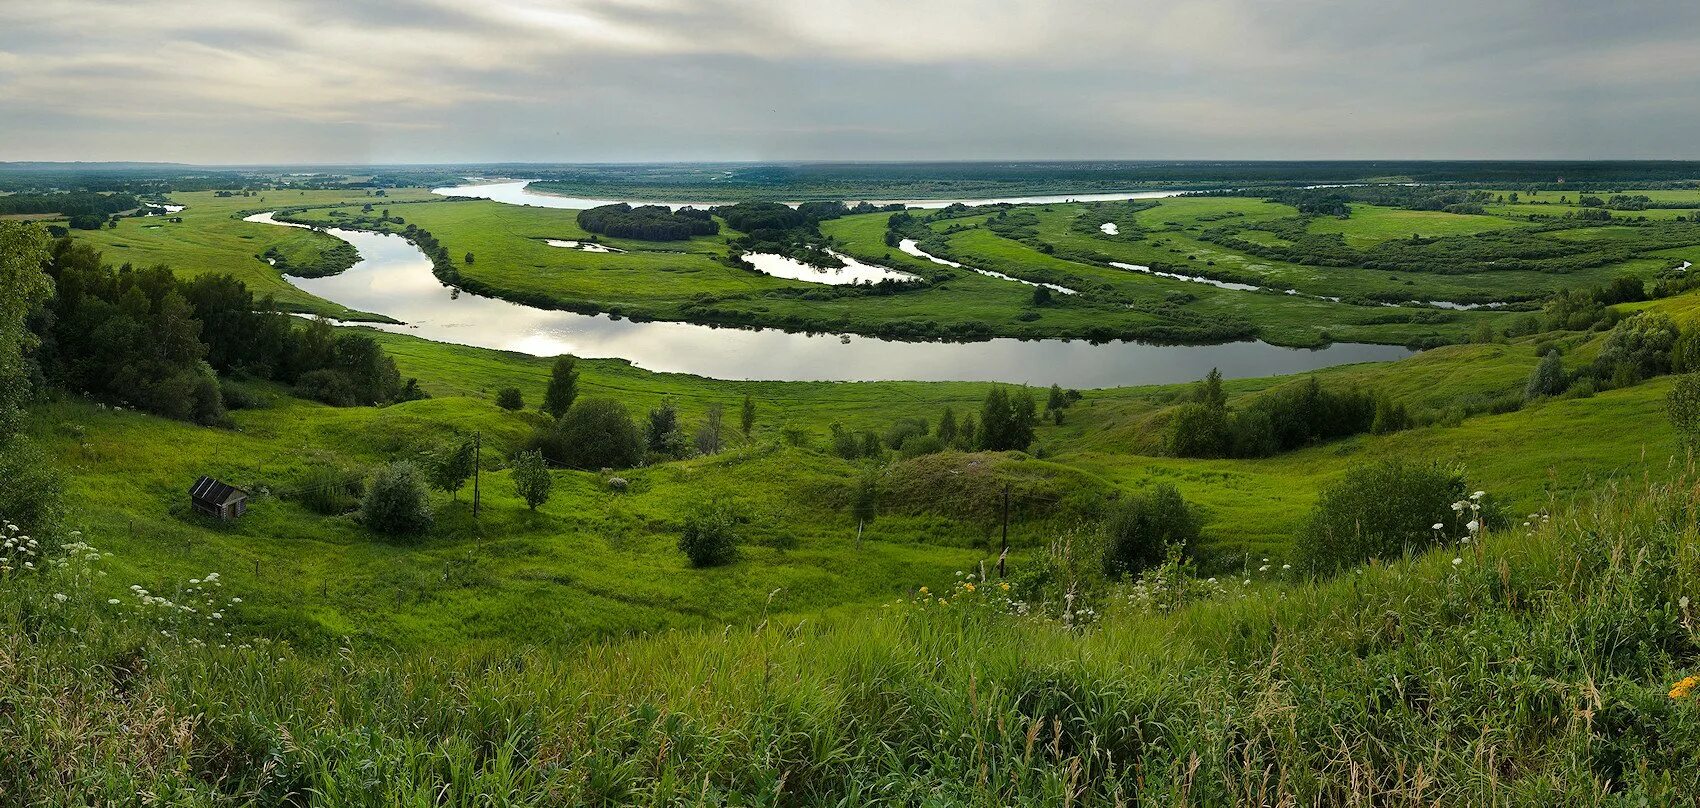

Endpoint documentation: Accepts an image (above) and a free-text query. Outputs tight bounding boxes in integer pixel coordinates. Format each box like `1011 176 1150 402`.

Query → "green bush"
361 461 434 537
534 398 645 470
1102 483 1201 577
494 387 523 411
1524 349 1568 399
678 501 739 568
1296 458 1464 573
291 464 364 516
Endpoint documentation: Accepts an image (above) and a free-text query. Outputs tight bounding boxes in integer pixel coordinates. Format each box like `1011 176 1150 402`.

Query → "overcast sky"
3 0 1698 164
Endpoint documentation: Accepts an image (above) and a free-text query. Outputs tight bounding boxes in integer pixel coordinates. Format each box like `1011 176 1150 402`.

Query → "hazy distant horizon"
5 0 1700 164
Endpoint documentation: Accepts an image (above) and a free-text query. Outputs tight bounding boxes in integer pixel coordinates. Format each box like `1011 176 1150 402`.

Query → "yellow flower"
1670 675 1700 699
999 582 1010 592
918 586 929 595
963 583 975 592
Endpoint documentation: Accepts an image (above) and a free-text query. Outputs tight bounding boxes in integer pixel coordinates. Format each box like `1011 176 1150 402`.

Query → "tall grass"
4 471 1700 805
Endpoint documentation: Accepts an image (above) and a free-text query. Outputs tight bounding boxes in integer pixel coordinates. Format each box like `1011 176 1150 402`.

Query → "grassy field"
27 307 1678 649
69 189 436 320
66 187 1700 349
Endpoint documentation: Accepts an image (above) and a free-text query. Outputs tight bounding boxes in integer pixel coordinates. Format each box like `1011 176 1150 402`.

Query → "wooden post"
855 520 863 550
998 485 1010 577
472 431 481 517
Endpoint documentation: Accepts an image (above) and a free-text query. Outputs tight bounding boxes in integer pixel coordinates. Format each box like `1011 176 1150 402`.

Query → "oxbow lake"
247 212 1414 387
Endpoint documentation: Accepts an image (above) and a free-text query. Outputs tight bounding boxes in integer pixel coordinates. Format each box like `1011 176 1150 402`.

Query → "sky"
2 0 1699 164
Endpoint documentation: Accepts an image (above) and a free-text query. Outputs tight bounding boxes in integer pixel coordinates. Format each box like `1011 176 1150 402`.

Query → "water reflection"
248 212 1413 387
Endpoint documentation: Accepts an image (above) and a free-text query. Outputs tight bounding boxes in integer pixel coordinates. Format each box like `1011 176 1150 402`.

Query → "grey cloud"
1 0 1698 163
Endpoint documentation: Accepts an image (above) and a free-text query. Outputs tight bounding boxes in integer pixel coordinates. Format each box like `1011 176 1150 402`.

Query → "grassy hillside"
26 313 1681 650
8 467 1699 804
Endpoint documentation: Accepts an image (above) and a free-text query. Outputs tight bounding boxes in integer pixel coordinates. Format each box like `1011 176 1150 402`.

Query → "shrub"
1594 313 1678 383
899 434 946 459
292 464 364 515
495 387 524 411
679 501 739 567
1164 402 1229 457
1296 458 1464 573
510 449 552 511
1667 374 1700 452
361 461 434 537
1102 483 1201 577
541 356 578 418
535 398 644 470
1524 349 1568 400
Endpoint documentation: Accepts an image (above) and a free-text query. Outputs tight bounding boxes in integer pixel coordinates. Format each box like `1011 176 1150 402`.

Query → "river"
247 212 1413 387
431 180 1189 211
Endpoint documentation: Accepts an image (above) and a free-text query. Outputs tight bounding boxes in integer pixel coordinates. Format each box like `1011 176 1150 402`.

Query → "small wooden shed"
189 476 249 521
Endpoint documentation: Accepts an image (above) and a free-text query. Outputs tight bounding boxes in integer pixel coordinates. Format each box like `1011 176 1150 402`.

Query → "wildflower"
106 598 120 605
1671 675 1700 699
1281 564 1292 571
1258 565 1271 573
1432 523 1443 531
52 593 68 603
1471 491 1484 500
1465 520 1480 532
1451 558 1462 566
231 597 242 603
998 583 1009 592
918 586 929 595
962 583 975 592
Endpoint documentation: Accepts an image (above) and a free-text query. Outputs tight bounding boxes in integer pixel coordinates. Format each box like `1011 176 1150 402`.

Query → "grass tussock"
5 471 1700 805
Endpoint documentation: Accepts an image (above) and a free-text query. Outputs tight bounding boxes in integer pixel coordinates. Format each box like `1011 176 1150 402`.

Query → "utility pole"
998 484 1010 577
471 431 481 517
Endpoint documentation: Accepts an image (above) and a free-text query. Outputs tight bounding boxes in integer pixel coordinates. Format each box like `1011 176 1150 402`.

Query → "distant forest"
3 160 1700 200
576 203 718 241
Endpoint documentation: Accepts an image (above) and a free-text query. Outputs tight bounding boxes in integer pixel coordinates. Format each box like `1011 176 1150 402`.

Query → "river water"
431 180 1189 211
247 212 1413 387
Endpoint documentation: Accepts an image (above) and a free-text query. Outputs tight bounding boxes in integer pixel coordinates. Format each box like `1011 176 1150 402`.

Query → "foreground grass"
6 470 1699 804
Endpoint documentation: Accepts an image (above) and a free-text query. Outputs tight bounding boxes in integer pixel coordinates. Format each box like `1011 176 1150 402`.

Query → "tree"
678 501 739 567
1668 374 1700 453
646 398 691 458
1102 484 1200 577
541 356 579 418
464 252 475 264
695 403 725 455
0 223 53 433
851 468 879 527
362 462 434 537
1674 328 1700 374
495 387 524 410
1047 384 1068 412
1524 350 1567 400
428 438 476 502
957 414 977 450
937 406 958 446
978 387 1038 451
1594 313 1679 384
535 398 644 470
740 394 756 437
1032 285 1053 306
510 449 552 511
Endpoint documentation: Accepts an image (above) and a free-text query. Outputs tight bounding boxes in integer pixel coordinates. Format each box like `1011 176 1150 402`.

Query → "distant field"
61 186 1700 351
71 188 436 320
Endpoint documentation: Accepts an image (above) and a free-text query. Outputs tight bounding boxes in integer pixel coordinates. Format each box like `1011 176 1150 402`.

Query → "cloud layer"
3 0 1698 163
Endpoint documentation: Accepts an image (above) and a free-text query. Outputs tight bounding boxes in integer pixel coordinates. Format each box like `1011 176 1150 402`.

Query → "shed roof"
189 476 247 506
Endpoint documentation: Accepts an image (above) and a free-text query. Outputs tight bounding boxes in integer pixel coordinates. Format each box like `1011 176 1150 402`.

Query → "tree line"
29 240 422 426
576 204 719 241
